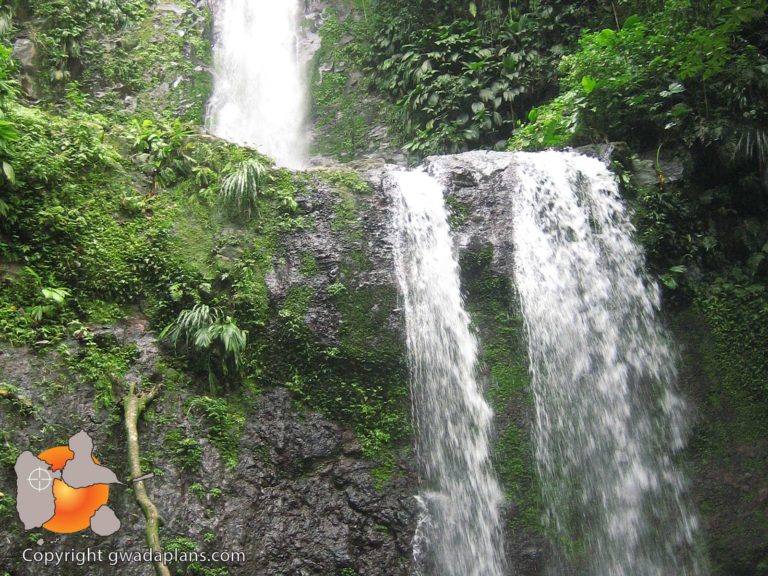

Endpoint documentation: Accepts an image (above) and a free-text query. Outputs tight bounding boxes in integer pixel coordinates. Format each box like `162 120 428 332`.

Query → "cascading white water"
511 151 707 575
391 170 507 576
207 0 308 169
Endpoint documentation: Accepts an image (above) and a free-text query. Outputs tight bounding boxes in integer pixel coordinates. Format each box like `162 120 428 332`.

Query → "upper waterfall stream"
512 151 708 575
207 0 308 169
391 170 507 576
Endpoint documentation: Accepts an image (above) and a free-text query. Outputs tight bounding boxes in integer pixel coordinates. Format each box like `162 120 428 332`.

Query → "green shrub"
29 0 145 89
511 1 768 156
218 157 271 218
366 0 600 155
161 304 247 390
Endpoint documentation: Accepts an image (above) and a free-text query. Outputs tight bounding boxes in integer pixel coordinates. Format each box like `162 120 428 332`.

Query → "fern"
219 157 271 218
734 126 768 168
0 7 12 38
211 319 247 362
160 304 247 389
160 303 216 347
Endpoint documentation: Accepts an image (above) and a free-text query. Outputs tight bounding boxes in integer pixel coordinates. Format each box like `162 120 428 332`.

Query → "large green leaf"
2 160 14 184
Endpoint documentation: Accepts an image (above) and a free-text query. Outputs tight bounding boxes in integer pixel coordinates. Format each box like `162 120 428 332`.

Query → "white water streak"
392 170 507 576
512 151 707 576
207 0 308 169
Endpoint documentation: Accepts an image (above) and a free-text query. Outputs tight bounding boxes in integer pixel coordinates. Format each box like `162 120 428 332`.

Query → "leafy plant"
366 0 600 155
67 337 138 411
187 396 244 469
0 44 17 196
520 0 768 155
165 428 203 472
0 4 13 39
30 0 145 89
131 118 194 191
160 304 247 389
218 157 271 218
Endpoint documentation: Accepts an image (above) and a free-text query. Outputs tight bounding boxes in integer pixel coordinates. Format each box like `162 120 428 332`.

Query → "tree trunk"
123 382 171 576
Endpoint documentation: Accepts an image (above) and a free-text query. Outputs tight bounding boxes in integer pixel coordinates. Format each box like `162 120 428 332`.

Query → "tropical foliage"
0 2 766 572
161 304 247 389
365 0 601 154
218 157 270 218
27 0 145 86
0 45 17 198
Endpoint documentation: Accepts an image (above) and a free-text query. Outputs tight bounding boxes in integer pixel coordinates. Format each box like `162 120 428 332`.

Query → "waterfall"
207 0 308 169
511 151 707 575
391 170 507 576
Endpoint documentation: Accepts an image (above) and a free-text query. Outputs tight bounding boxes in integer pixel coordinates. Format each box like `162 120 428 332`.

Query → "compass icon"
28 467 52 492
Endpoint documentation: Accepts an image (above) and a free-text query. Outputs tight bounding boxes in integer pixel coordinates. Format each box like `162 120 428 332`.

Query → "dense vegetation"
1 0 767 574
364 0 605 154
0 6 411 564
350 0 767 573
356 0 768 378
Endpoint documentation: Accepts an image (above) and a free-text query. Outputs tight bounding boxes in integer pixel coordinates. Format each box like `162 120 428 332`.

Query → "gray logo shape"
15 452 60 530
61 431 122 489
27 467 52 493
15 431 124 536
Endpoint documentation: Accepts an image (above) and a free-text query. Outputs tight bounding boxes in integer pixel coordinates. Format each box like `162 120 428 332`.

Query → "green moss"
165 427 204 472
331 188 363 239
66 337 139 411
370 456 397 489
335 285 400 358
263 278 408 460
187 396 245 470
319 169 371 196
674 286 768 576
327 281 347 298
310 10 372 160
494 423 540 528
487 360 530 414
0 428 20 469
0 491 16 521
280 285 313 318
313 170 374 278
299 253 319 277
168 192 219 279
82 300 128 324
458 245 543 533
163 535 197 553
445 195 470 228
695 284 768 404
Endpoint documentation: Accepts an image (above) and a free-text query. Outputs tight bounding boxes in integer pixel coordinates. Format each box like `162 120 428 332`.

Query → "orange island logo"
14 431 122 536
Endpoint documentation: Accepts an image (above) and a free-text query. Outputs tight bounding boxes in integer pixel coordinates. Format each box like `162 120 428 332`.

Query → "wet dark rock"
424 151 519 278
631 151 687 187
574 141 630 164
575 142 688 187
265 167 401 344
0 336 415 576
11 38 38 98
12 38 36 70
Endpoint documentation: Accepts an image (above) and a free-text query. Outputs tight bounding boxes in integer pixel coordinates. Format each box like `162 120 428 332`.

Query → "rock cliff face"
423 153 547 576
0 152 545 576
0 164 419 575
3 0 765 571
2 135 763 574
1 340 415 576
